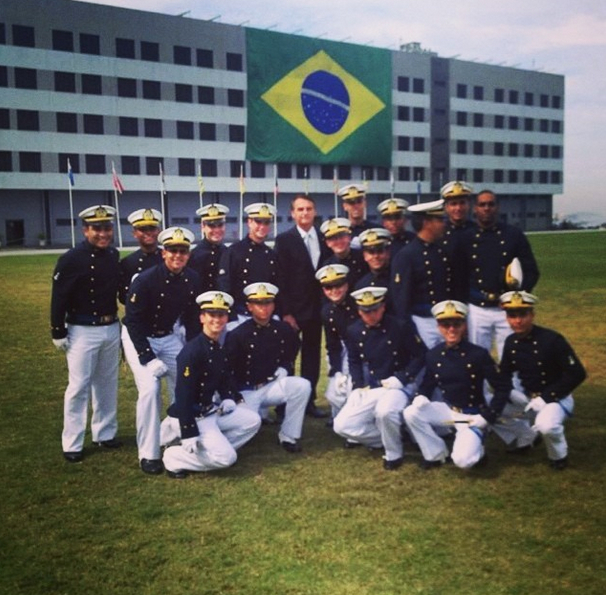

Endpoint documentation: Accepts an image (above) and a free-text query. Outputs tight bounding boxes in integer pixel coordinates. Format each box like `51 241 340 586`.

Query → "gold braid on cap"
95 206 108 219
211 293 228 309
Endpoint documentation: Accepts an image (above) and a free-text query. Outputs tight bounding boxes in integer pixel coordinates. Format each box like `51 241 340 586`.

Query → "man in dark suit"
275 195 331 418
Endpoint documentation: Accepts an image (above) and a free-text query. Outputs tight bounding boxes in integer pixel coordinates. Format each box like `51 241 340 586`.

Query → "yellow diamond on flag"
261 50 386 155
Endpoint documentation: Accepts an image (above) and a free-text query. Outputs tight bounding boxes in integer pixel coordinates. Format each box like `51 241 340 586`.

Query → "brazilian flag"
246 28 392 166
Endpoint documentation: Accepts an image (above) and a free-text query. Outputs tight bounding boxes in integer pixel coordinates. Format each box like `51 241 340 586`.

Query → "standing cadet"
161 291 262 479
390 199 453 348
320 218 369 290
122 227 201 475
337 183 372 243
333 287 426 470
188 203 229 292
316 264 357 419
118 208 163 304
217 202 281 326
355 228 393 291
275 196 330 418
462 189 540 357
377 197 414 257
404 300 511 470
224 283 310 453
51 205 121 463
499 291 586 470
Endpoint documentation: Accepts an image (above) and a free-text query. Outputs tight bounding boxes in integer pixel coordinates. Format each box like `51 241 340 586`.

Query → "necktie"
305 232 319 268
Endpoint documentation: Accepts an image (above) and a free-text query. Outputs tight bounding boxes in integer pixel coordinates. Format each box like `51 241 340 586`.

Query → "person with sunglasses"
122 227 202 475
404 300 511 470
355 227 393 291
377 197 415 257
337 183 372 248
50 205 122 463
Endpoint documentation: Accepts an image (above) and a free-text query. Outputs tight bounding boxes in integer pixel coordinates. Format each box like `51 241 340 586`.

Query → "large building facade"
0 0 564 247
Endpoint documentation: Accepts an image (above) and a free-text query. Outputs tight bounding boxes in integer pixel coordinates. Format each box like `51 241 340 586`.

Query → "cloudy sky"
83 0 606 219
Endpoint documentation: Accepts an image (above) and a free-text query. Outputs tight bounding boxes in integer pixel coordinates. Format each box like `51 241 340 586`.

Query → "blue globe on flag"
301 70 350 135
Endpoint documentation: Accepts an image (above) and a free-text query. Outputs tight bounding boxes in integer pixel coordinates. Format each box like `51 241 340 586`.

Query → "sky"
82 0 606 220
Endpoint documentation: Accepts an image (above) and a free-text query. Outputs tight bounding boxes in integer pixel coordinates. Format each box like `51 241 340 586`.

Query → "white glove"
525 396 547 413
335 372 350 394
52 338 69 352
181 436 200 454
412 395 430 409
381 376 404 390
146 358 169 378
469 414 489 430
509 389 530 408
219 399 236 415
274 367 288 380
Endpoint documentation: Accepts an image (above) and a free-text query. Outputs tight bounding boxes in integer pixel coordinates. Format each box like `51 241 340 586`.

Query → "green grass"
1 231 605 595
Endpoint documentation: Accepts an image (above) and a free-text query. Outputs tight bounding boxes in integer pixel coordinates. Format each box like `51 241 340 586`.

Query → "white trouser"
242 376 310 443
404 400 485 469
467 304 512 358
122 326 184 460
62 322 120 452
412 315 442 349
334 387 409 462
530 395 574 461
324 347 350 418
162 405 262 473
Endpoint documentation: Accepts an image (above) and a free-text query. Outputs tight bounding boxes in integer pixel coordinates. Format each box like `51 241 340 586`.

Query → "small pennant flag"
112 163 125 194
67 158 75 187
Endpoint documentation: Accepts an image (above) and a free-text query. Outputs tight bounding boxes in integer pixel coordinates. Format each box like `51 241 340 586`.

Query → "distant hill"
556 212 605 228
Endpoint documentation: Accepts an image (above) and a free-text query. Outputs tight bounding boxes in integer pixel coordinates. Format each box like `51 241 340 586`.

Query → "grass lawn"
0 231 605 595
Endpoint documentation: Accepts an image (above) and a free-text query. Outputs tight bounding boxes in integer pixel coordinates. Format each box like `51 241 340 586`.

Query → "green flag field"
0 231 604 594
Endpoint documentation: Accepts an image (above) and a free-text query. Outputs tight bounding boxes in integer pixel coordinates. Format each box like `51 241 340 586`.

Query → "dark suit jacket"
274 225 330 322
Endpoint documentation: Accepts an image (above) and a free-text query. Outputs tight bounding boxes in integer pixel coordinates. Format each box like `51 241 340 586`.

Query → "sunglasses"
438 320 464 328
205 221 225 228
251 218 271 225
165 246 189 255
89 223 113 232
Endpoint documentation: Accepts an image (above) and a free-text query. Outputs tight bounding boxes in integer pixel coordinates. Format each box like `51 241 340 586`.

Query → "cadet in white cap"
189 204 229 292
118 208 163 304
333 286 426 470
390 199 454 348
316 264 357 419
337 183 372 241
224 282 311 452
161 291 262 479
122 226 202 475
355 228 393 292
377 198 414 257
499 291 586 470
50 205 122 462
404 300 512 470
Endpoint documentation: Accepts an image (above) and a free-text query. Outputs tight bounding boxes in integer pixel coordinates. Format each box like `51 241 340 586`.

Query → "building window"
12 25 35 47
54 71 76 93
146 157 163 175
14 68 37 89
144 119 162 138
494 169 504 183
176 121 194 140
509 143 519 157
0 66 7 87
538 171 548 184
456 111 467 126
117 78 137 98
539 119 549 132
540 94 549 108
494 88 504 103
523 170 533 184
59 153 79 174
551 145 562 159
473 169 484 183
320 165 333 179
178 158 195 176
524 118 534 132
397 76 409 92
82 74 102 95
175 84 193 103
494 142 504 156
250 161 265 178
473 113 484 128
412 107 424 122
524 144 533 158
551 171 561 184
509 116 519 130
57 112 78 133
397 136 410 151
552 95 562 109
85 154 106 173
412 137 425 152
16 110 39 131
199 122 216 140
116 38 135 58
200 159 217 177
456 168 467 181
83 114 104 134
198 86 215 104
122 156 140 175
0 23 4 44
52 30 73 52
119 117 138 136
539 145 549 158
0 151 13 172
80 33 100 55
508 170 518 183
413 167 425 182
494 115 504 129
398 166 411 181
231 161 246 178
0 109 9 129
412 78 424 93
397 106 409 121
361 166 374 181
277 163 292 178
295 164 308 179
337 164 350 180
141 41 160 62
226 52 243 71
551 120 562 134
377 167 389 181
473 85 484 100
229 125 245 142
228 89 245 107
456 140 467 154
473 141 484 155
524 92 534 106
142 80 161 100
19 151 42 172
509 90 519 104
174 45 191 65
197 49 213 67
456 83 467 98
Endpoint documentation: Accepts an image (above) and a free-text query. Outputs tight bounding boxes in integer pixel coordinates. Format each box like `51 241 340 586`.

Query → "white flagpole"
159 162 166 226
111 161 123 249
239 164 245 240
197 163 204 209
67 158 75 248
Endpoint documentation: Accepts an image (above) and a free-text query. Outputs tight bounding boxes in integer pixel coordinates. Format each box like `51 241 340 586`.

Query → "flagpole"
273 164 278 238
304 166 309 196
362 171 368 221
159 162 166 226
416 174 421 204
239 163 245 240
197 163 204 209
111 161 123 249
390 168 395 198
67 158 75 248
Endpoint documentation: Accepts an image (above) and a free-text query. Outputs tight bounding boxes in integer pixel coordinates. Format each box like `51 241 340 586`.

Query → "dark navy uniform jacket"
346 314 426 390
51 240 120 339
463 222 539 307
224 318 301 390
418 339 511 423
350 220 373 239
355 267 390 291
390 237 453 319
168 333 241 439
322 249 369 291
118 247 162 304
188 238 227 293
321 295 358 376
441 220 474 302
217 237 281 316
500 325 586 402
389 230 416 258
123 263 201 365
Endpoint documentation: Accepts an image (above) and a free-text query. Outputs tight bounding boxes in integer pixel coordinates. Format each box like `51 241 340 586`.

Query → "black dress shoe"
383 457 403 471
305 404 328 418
63 451 83 463
550 457 568 471
279 440 302 453
344 440 362 449
94 438 122 449
140 458 164 475
166 469 189 479
419 458 444 470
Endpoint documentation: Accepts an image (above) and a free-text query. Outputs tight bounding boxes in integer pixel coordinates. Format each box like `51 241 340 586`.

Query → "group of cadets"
50 180 586 478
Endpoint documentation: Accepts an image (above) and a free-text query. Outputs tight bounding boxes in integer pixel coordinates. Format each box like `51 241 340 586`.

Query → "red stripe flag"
112 163 125 194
